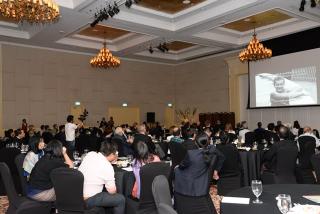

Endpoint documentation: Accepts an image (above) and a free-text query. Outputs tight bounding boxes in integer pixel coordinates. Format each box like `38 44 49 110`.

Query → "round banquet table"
221 184 320 214
238 149 266 186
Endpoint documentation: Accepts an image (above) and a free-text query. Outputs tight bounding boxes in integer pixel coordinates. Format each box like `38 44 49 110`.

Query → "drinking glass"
251 180 263 204
276 194 292 214
73 151 80 160
127 155 133 165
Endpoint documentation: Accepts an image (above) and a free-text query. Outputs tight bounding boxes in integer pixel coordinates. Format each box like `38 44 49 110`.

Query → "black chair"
311 154 320 184
244 132 256 147
0 162 51 214
262 146 298 184
216 144 242 195
15 154 28 196
125 162 171 214
152 175 176 214
296 136 316 184
50 167 105 214
168 142 187 169
0 148 22 195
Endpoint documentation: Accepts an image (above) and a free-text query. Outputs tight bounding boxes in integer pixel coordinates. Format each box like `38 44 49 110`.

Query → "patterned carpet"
0 196 9 214
0 186 222 214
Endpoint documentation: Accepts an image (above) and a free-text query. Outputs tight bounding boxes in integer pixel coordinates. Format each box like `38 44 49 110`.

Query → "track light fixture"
148 46 154 54
299 0 319 11
299 0 306 11
148 43 169 54
125 0 133 8
90 1 122 28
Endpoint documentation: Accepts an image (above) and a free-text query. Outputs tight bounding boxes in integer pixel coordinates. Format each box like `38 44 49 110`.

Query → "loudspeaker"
146 112 155 123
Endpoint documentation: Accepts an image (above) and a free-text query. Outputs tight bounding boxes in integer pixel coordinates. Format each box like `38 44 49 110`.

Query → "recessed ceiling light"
183 0 191 4
59 30 65 34
244 18 251 22
92 29 99 32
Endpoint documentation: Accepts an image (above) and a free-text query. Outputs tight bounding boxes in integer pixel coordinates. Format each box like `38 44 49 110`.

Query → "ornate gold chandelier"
239 29 272 62
0 0 60 24
90 42 120 69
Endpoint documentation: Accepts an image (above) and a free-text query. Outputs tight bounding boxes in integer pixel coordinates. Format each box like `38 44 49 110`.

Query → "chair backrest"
298 136 316 169
152 175 172 208
276 146 298 183
168 142 187 168
139 162 171 211
0 162 20 208
311 154 320 184
244 132 256 147
50 167 85 212
15 153 28 196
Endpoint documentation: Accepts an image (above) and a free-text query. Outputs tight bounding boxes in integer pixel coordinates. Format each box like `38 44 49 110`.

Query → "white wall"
1 44 175 129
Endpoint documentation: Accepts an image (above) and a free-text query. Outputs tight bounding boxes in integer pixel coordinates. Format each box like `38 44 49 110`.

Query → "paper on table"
221 197 250 204
303 195 320 203
122 167 133 172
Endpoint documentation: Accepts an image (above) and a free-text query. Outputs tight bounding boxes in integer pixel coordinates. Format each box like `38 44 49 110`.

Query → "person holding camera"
65 115 83 159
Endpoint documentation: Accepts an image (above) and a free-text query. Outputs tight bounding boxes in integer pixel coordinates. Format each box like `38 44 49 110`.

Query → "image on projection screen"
255 66 317 107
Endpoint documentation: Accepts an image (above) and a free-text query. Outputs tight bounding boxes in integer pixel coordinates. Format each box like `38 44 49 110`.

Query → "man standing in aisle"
65 115 83 159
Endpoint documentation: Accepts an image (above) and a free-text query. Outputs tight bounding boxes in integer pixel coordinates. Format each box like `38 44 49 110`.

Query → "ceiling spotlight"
162 43 169 52
113 2 120 14
157 44 165 52
148 46 154 54
182 0 191 4
125 0 133 8
108 5 115 17
299 0 306 11
90 19 99 27
311 0 317 7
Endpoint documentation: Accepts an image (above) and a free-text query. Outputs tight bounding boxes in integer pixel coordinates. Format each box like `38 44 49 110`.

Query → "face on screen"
274 78 285 93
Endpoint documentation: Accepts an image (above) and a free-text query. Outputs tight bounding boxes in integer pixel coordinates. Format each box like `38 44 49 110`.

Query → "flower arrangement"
175 107 197 123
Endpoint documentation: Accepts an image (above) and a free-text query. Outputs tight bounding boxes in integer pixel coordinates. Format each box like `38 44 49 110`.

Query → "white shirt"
78 152 116 198
65 122 77 141
239 129 250 142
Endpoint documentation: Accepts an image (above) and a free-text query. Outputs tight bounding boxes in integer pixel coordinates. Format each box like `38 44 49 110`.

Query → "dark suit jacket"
133 133 155 154
112 134 133 157
182 139 198 150
216 143 242 177
174 146 225 197
263 139 298 172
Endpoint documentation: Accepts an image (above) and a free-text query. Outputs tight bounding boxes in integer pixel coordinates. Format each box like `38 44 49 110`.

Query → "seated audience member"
265 123 280 143
13 128 26 147
23 136 45 176
313 129 320 139
182 128 198 150
262 126 298 172
238 121 250 142
133 124 156 154
224 123 235 134
175 133 225 195
28 140 73 202
254 122 265 142
170 127 184 144
112 126 133 157
292 120 301 137
203 127 212 138
131 141 160 199
149 122 164 139
298 126 320 149
54 125 65 144
79 141 125 214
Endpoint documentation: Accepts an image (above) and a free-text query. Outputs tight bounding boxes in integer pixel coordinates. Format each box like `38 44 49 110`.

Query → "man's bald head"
303 126 312 134
114 127 123 135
